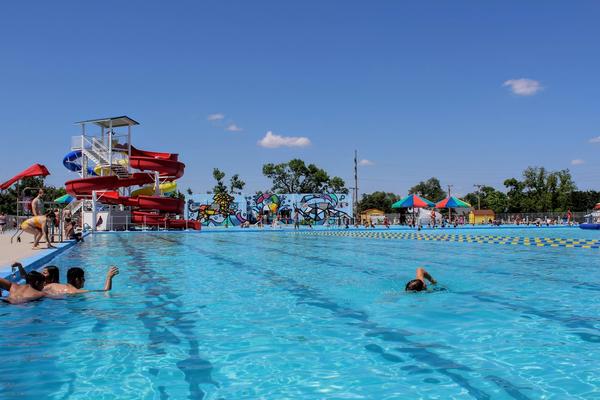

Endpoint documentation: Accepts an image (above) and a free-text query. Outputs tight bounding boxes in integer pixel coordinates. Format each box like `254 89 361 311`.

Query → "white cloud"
207 113 225 121
571 159 585 165
503 78 543 96
358 159 374 166
225 123 243 132
258 131 311 148
589 136 600 143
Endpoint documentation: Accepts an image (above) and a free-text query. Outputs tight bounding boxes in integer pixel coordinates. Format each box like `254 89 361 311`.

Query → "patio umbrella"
594 203 600 210
392 194 435 209
435 196 471 223
435 196 471 209
54 194 74 204
392 194 434 227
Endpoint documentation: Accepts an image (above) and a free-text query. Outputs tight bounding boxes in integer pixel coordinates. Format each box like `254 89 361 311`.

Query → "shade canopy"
54 194 74 204
594 203 600 210
75 115 139 128
392 194 435 209
435 196 471 209
0 164 50 190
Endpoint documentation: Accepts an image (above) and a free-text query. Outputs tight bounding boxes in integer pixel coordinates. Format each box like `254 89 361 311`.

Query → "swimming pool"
1 228 599 399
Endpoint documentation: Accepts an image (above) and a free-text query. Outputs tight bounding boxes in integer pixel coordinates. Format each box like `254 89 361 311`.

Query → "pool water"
1 229 600 399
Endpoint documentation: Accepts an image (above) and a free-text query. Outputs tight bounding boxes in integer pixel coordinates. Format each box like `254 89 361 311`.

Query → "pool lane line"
115 235 219 399
179 235 500 399
294 231 600 249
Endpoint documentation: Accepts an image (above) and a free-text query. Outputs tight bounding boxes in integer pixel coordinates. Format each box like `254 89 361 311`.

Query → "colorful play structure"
63 116 200 231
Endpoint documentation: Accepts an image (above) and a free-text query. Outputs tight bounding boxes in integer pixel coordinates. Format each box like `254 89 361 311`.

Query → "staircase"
81 137 131 179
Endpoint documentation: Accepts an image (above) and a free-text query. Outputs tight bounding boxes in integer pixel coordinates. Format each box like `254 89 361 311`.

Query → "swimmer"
43 266 119 295
405 267 437 292
15 262 60 287
0 264 46 304
20 211 57 249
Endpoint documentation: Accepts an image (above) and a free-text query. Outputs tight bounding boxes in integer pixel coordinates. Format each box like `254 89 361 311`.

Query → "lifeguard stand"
69 116 139 231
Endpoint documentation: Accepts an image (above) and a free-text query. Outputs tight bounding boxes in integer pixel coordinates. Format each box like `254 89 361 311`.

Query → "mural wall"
186 192 352 227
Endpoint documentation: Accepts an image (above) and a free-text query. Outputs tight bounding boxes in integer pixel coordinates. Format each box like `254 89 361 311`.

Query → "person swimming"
0 265 46 304
405 267 437 292
43 266 119 295
15 262 59 287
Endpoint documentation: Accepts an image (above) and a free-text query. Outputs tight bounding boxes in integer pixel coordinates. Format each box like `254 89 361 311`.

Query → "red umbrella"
0 164 50 190
594 203 600 210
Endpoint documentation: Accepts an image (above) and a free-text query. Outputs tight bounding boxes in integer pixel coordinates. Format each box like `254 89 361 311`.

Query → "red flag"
0 164 50 190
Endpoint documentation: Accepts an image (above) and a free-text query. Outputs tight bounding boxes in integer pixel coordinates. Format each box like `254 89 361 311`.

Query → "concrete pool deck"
0 230 82 280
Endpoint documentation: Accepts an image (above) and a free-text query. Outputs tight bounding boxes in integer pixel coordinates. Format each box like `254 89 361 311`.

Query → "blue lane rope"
293 231 600 249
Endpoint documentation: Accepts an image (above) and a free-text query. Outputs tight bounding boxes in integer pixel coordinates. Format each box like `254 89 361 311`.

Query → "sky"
1 1 599 198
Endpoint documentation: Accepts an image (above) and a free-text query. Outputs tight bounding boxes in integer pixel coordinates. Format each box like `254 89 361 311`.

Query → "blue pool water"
1 228 600 399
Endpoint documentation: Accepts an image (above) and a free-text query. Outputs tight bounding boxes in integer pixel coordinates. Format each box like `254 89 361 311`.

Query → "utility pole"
474 184 483 210
447 184 453 222
353 150 359 223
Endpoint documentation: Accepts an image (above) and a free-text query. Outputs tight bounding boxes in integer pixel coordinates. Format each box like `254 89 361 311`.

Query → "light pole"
474 184 483 210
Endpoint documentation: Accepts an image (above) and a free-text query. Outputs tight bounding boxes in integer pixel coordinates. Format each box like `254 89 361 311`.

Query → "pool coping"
0 233 90 281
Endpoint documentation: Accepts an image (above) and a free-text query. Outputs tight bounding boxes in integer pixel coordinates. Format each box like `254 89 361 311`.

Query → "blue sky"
1 1 599 197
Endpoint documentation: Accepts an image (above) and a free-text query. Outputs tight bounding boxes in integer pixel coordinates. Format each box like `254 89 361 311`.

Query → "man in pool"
43 266 119 295
405 267 437 292
0 265 46 304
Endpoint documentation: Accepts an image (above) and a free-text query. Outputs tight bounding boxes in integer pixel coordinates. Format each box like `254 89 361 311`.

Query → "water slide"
63 150 97 176
64 146 199 229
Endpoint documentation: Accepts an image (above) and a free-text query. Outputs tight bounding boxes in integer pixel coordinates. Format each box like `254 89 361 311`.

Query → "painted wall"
186 193 352 226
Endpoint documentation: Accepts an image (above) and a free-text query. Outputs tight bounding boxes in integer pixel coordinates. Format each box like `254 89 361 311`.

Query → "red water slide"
65 146 199 229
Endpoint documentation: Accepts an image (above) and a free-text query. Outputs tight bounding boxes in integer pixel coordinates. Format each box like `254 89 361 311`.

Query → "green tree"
212 168 245 195
504 167 576 212
570 190 600 211
0 177 66 214
464 185 508 213
357 191 401 214
212 168 227 195
408 177 446 201
229 174 246 194
262 159 348 193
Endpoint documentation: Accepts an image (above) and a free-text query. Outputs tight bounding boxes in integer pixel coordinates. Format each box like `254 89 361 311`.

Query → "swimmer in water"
0 264 46 304
405 267 437 292
16 262 60 287
43 266 119 295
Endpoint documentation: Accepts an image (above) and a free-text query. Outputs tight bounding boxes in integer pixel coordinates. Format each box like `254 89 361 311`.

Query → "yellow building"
360 208 385 225
469 209 495 224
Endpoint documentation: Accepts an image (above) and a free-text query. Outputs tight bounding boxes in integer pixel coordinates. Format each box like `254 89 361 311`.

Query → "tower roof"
75 116 139 128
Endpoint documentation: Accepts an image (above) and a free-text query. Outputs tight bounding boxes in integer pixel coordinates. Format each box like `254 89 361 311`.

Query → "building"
360 208 385 225
469 209 495 224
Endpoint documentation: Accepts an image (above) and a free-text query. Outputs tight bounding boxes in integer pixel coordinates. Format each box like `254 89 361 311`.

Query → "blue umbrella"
54 194 74 204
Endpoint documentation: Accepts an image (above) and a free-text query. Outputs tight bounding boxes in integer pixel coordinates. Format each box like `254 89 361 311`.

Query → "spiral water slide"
65 146 200 229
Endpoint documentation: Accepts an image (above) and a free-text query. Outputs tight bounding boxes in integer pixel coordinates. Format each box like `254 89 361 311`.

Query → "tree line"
358 167 599 214
3 164 597 216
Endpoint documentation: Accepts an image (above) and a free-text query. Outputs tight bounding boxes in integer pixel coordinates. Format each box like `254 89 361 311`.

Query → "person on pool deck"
15 262 60 287
405 267 437 292
43 266 119 295
20 211 57 249
0 266 46 304
31 189 45 216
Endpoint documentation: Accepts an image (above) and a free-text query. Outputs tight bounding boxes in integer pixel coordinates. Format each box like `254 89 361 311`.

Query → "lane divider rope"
292 231 600 249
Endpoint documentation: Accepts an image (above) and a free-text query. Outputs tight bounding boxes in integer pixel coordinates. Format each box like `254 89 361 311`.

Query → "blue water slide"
63 150 96 175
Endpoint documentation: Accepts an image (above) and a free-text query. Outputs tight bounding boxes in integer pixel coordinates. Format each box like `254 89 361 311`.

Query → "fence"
374 211 585 226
